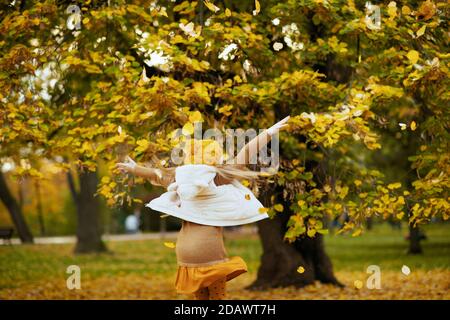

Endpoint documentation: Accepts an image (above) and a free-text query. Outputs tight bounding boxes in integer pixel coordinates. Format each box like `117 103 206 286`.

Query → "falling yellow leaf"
245 194 251 200
225 8 231 17
354 280 363 289
399 123 407 130
273 204 284 212
258 207 269 214
253 0 261 16
164 242 176 249
416 25 426 38
203 0 220 13
188 111 203 123
297 266 305 274
406 50 419 64
182 122 194 135
410 121 417 131
160 9 168 18
402 265 411 275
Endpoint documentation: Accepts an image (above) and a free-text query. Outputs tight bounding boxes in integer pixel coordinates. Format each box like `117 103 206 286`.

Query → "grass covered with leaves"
0 223 449 300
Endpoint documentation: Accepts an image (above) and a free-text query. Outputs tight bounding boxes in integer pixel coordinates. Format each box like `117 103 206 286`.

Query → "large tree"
1 0 448 284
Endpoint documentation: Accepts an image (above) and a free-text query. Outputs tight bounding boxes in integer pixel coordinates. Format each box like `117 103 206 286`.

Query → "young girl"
116 117 289 300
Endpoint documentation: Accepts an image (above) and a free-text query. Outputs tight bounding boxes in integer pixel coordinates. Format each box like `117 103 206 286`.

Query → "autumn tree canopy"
1 0 448 245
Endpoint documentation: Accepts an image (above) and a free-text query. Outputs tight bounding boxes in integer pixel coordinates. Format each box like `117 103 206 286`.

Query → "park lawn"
0 223 449 300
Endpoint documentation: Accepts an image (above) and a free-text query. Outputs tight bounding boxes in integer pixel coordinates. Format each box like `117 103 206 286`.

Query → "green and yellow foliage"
0 1 448 240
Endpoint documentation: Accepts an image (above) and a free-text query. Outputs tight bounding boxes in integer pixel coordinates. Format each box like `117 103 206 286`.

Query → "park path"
5 232 178 245
3 226 257 245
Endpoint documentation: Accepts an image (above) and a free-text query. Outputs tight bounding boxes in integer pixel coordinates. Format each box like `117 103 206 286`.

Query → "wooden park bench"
0 227 14 245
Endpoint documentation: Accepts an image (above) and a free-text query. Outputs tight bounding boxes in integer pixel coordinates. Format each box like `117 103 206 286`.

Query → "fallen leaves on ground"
1 270 448 300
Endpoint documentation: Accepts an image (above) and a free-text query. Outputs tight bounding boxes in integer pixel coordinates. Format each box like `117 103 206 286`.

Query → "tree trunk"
34 180 46 236
0 171 34 243
67 169 107 254
248 190 342 290
408 224 423 255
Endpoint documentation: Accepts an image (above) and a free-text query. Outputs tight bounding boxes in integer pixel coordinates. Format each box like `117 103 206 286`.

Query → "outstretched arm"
234 116 290 165
115 156 173 187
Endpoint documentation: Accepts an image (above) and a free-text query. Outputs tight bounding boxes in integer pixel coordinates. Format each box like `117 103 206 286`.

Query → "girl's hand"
266 116 290 136
116 156 137 174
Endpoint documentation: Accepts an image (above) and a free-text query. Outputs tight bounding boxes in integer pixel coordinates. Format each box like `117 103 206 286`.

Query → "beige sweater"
175 220 228 267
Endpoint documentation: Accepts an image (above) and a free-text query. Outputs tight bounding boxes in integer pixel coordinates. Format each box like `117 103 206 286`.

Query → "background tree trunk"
67 169 107 254
0 171 34 243
408 224 423 254
248 189 342 290
34 180 46 236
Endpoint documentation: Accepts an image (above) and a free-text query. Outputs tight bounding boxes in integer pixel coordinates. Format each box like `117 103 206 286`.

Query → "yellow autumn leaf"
245 194 251 200
388 182 402 190
203 0 220 13
416 25 426 37
182 122 194 135
324 184 332 192
417 0 436 20
225 8 231 17
387 1 397 19
406 50 419 64
297 266 305 274
401 5 411 15
354 180 362 187
253 0 261 15
189 111 203 123
410 121 417 131
307 229 316 237
354 280 363 289
274 204 284 212
164 242 176 249
258 207 268 214
136 139 150 153
218 104 233 116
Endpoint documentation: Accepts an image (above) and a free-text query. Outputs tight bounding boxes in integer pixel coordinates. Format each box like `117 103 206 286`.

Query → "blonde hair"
183 138 223 165
147 139 267 185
